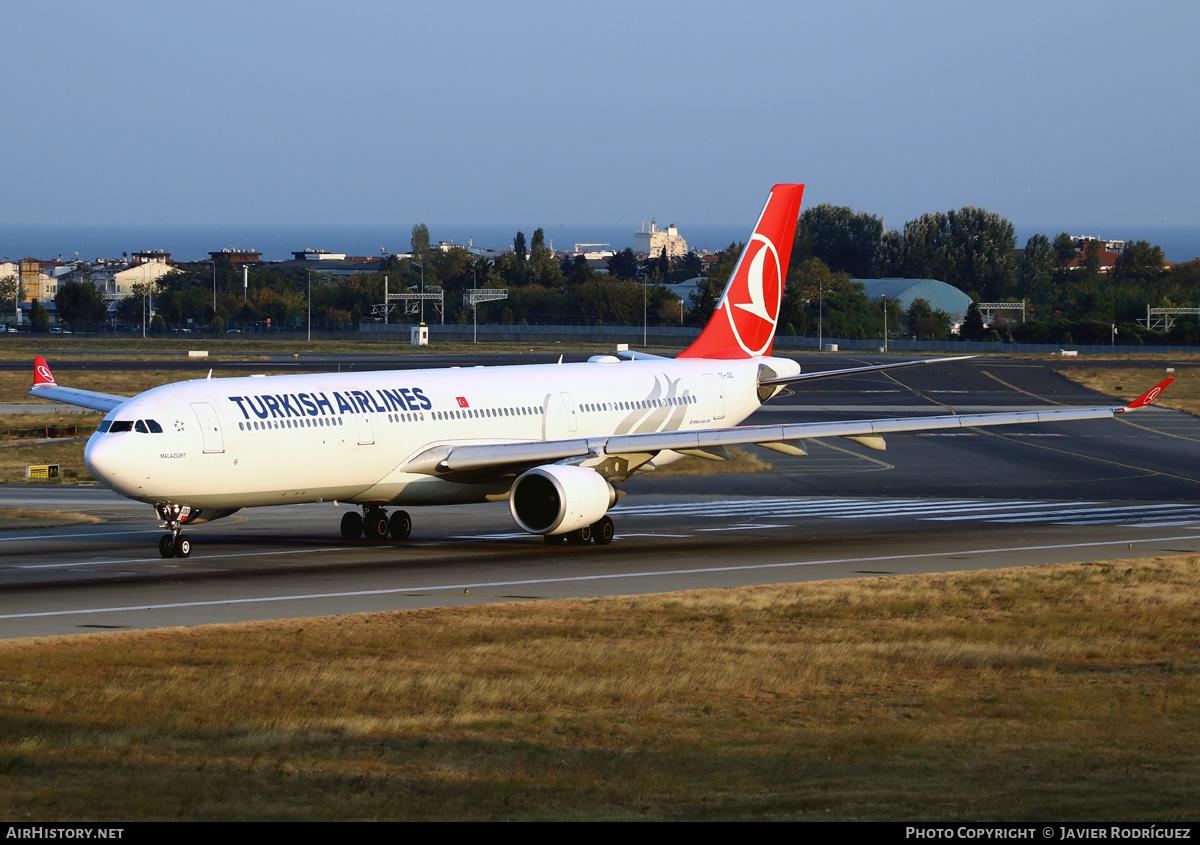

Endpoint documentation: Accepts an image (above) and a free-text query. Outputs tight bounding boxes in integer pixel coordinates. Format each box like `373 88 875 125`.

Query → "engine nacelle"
509 465 617 535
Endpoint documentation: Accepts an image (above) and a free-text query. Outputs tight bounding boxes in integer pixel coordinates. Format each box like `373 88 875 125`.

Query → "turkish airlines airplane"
30 184 1172 558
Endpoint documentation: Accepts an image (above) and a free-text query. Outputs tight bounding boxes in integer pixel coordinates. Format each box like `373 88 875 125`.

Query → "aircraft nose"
84 432 130 493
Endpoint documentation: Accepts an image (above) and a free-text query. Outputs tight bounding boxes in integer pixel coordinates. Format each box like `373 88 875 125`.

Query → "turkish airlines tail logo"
679 183 805 359
33 356 56 386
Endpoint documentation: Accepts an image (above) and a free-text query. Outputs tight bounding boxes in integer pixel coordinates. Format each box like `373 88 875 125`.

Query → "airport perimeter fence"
360 322 1200 355
9 318 1199 355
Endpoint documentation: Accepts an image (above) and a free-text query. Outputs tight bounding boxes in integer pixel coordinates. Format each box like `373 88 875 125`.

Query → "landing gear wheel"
543 534 565 545
566 524 593 546
174 534 192 559
592 516 614 545
364 510 389 542
389 510 412 540
340 511 363 541
159 534 175 558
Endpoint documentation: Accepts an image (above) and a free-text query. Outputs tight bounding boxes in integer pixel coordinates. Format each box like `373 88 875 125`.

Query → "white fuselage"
83 355 799 511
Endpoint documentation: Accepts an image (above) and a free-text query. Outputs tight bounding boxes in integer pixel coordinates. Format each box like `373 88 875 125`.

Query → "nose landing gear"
155 503 192 558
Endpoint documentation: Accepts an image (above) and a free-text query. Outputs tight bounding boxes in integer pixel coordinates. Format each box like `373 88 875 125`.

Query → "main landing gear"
156 503 192 559
543 515 615 547
340 506 412 543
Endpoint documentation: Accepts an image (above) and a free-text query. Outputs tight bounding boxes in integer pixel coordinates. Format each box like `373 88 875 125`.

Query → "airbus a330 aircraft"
30 184 1172 558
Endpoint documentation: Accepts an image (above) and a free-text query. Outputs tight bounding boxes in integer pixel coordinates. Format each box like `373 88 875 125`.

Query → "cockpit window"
135 420 148 433
108 421 134 433
145 419 163 433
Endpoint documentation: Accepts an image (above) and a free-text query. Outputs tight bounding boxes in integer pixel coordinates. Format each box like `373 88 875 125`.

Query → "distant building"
1012 238 1125 274
634 220 688 258
87 253 178 299
268 252 383 277
292 249 347 261
859 278 974 324
210 248 263 267
20 258 61 302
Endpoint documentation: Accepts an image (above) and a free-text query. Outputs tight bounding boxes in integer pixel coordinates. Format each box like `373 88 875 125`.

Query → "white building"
634 220 688 258
86 253 178 299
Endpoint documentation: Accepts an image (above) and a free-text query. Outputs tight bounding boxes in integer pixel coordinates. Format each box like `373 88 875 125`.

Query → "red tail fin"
33 356 56 387
678 183 805 359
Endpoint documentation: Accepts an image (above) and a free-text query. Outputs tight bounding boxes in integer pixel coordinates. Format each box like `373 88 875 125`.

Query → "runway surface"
1 354 1197 639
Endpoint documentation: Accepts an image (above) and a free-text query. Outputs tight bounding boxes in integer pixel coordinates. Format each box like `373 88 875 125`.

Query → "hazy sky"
3 1 1197 231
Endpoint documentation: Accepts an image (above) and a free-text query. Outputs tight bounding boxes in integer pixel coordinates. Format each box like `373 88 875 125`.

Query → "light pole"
412 261 424 324
643 278 648 347
307 269 312 342
882 294 888 353
818 277 823 350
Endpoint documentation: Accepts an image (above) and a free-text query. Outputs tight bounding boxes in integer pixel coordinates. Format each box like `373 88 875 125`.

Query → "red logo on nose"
722 234 781 356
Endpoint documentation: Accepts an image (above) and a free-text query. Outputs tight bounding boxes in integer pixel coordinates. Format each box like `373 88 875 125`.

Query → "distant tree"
958 300 987 340
1018 233 1055 310
561 254 597 286
527 228 562 287
794 204 884 278
31 299 49 332
905 297 951 339
529 227 546 259
656 248 669 283
410 224 431 263
687 242 743 324
669 251 703 283
0 275 17 317
875 207 1017 300
606 247 639 281
55 280 107 324
513 231 527 264
1052 233 1078 267
782 257 841 337
1079 239 1104 287
410 223 434 290
1112 240 1165 287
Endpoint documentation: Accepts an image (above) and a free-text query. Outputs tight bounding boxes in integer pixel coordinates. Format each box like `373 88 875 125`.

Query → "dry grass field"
2 556 1198 821
0 508 99 529
1059 366 1200 416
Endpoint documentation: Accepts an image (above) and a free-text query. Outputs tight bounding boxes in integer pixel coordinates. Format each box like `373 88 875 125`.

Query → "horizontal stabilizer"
759 355 976 387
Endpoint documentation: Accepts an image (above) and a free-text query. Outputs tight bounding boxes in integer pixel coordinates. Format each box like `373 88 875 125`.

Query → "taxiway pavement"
1 354 1196 639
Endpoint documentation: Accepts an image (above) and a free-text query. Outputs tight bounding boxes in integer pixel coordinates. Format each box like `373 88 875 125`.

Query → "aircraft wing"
407 379 1174 477
28 357 128 413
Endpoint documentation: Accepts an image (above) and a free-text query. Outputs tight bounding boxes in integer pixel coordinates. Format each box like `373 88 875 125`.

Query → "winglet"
1121 377 1174 411
33 356 56 388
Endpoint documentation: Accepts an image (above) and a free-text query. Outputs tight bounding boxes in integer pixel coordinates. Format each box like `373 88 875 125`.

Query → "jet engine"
509 465 617 535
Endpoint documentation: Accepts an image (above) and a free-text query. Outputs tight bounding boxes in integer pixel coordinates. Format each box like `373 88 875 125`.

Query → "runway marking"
976 367 1065 406
9 547 353 570
973 427 1200 487
1112 413 1200 445
10 499 1200 572
0 529 162 543
696 523 789 531
880 369 960 414
6 532 1200 621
